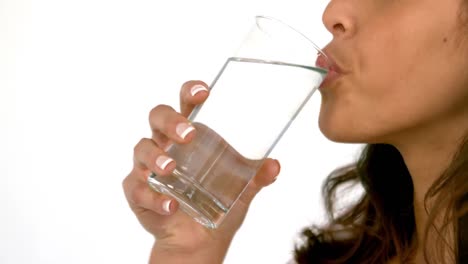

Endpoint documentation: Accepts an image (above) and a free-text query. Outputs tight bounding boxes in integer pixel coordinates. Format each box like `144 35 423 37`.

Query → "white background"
1 0 362 263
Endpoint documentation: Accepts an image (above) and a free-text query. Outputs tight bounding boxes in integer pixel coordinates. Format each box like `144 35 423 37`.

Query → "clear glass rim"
254 15 329 62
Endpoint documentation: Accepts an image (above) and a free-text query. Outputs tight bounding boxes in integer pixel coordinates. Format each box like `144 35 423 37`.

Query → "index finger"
179 80 210 117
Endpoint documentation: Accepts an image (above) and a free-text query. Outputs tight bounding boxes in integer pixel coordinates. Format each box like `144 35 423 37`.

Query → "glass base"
147 172 228 229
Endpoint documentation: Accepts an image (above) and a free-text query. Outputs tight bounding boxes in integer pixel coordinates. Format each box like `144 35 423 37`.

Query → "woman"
122 0 468 262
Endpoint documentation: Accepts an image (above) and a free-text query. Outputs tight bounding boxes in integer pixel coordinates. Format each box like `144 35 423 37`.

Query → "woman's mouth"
315 52 343 89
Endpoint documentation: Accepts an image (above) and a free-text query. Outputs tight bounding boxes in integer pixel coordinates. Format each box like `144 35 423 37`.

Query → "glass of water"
148 16 329 229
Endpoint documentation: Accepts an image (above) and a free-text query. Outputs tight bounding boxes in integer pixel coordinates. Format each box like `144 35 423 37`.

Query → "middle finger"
149 104 196 147
133 137 176 176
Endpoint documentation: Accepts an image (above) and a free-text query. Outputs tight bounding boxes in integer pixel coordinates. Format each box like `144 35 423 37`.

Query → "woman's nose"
322 0 356 39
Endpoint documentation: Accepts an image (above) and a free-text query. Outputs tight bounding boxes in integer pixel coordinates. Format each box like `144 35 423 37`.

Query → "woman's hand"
122 80 281 263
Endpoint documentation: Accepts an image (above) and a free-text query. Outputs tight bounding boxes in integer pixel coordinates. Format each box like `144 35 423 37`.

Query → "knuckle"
133 138 150 157
129 183 146 206
122 174 137 202
149 104 173 121
134 138 158 164
122 174 130 191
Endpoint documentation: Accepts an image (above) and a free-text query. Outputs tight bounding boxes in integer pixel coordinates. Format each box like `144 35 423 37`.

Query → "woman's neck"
398 139 454 250
392 114 468 260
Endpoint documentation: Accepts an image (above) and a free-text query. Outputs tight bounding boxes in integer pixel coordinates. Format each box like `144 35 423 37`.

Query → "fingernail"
176 123 195 139
190 85 208 96
155 155 174 170
162 200 172 213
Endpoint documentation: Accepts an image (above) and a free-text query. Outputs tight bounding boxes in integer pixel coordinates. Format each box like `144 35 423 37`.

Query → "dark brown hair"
293 137 468 263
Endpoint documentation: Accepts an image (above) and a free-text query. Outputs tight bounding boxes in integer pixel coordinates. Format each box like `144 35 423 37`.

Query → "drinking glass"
148 16 329 229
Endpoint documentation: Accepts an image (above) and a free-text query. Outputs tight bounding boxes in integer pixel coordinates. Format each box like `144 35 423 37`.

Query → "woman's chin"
318 119 374 144
320 128 359 143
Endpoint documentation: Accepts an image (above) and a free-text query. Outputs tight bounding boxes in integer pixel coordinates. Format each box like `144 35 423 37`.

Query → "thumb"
217 159 281 232
238 158 281 206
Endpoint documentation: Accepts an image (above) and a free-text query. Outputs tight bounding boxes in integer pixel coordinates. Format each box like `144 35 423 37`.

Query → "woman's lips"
315 53 343 89
320 70 341 89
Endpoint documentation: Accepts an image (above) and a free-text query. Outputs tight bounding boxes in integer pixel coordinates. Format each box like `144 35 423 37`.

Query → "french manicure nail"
162 200 172 213
176 123 195 139
155 155 174 170
190 85 209 96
